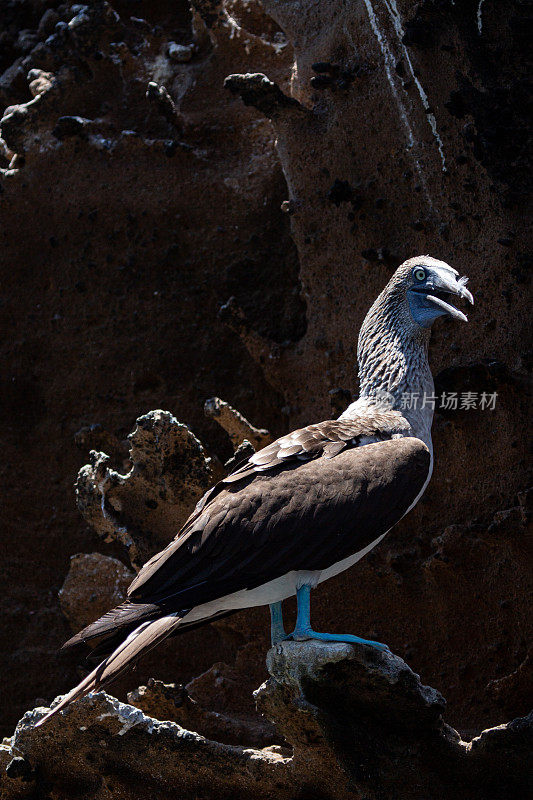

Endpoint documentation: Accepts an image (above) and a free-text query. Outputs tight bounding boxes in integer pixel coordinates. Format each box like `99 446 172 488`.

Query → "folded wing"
126 434 429 606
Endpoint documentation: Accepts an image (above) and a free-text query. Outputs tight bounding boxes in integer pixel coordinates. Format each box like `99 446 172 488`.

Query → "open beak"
424 274 474 322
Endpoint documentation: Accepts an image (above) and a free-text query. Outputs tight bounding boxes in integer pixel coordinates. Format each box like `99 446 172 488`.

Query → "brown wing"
224 411 411 480
127 435 429 606
127 411 411 597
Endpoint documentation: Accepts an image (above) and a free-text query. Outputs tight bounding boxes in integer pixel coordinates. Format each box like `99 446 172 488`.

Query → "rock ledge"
1 642 530 799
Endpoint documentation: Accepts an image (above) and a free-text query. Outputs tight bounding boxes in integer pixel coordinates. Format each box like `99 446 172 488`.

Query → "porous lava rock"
257 641 532 800
1 643 530 799
0 693 291 800
127 677 279 747
59 552 134 632
75 409 215 566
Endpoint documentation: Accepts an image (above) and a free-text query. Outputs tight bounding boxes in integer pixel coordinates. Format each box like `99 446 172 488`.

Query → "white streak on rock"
384 0 447 171
361 0 414 149
477 0 485 35
360 1 432 203
223 8 286 54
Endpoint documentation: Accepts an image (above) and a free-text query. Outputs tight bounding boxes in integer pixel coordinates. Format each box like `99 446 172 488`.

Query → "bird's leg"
269 601 286 645
291 585 390 652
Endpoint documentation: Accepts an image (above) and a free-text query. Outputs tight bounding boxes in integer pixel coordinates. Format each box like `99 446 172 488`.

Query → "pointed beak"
424 273 474 323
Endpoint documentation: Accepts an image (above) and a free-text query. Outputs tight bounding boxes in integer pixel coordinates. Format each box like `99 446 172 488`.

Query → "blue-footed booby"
37 256 473 726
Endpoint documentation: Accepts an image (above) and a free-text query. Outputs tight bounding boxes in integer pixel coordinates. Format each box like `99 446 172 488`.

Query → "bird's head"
399 255 474 328
357 255 474 405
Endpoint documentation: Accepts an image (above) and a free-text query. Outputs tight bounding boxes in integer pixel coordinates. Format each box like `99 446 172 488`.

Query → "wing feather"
125 412 413 601
127 436 429 603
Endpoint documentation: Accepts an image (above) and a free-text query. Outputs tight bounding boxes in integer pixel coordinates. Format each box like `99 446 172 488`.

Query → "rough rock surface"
0 0 531 760
0 693 290 800
127 676 279 747
204 395 272 449
59 552 134 631
258 642 532 800
1 643 530 799
75 409 215 566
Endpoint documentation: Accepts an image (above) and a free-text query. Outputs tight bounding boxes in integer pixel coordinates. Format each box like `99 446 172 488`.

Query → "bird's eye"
414 268 426 281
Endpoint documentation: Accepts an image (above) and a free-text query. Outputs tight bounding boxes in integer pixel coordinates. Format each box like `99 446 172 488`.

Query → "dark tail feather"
86 607 237 662
35 614 184 727
62 599 237 662
61 601 162 651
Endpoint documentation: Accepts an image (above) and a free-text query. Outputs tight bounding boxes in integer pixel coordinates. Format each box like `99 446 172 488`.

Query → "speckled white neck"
340 277 436 451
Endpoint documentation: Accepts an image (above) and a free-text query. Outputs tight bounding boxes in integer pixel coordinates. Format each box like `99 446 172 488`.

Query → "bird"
36 255 473 726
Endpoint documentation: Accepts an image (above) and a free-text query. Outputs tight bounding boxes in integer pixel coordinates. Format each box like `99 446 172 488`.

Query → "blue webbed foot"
289 584 390 652
290 628 390 652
